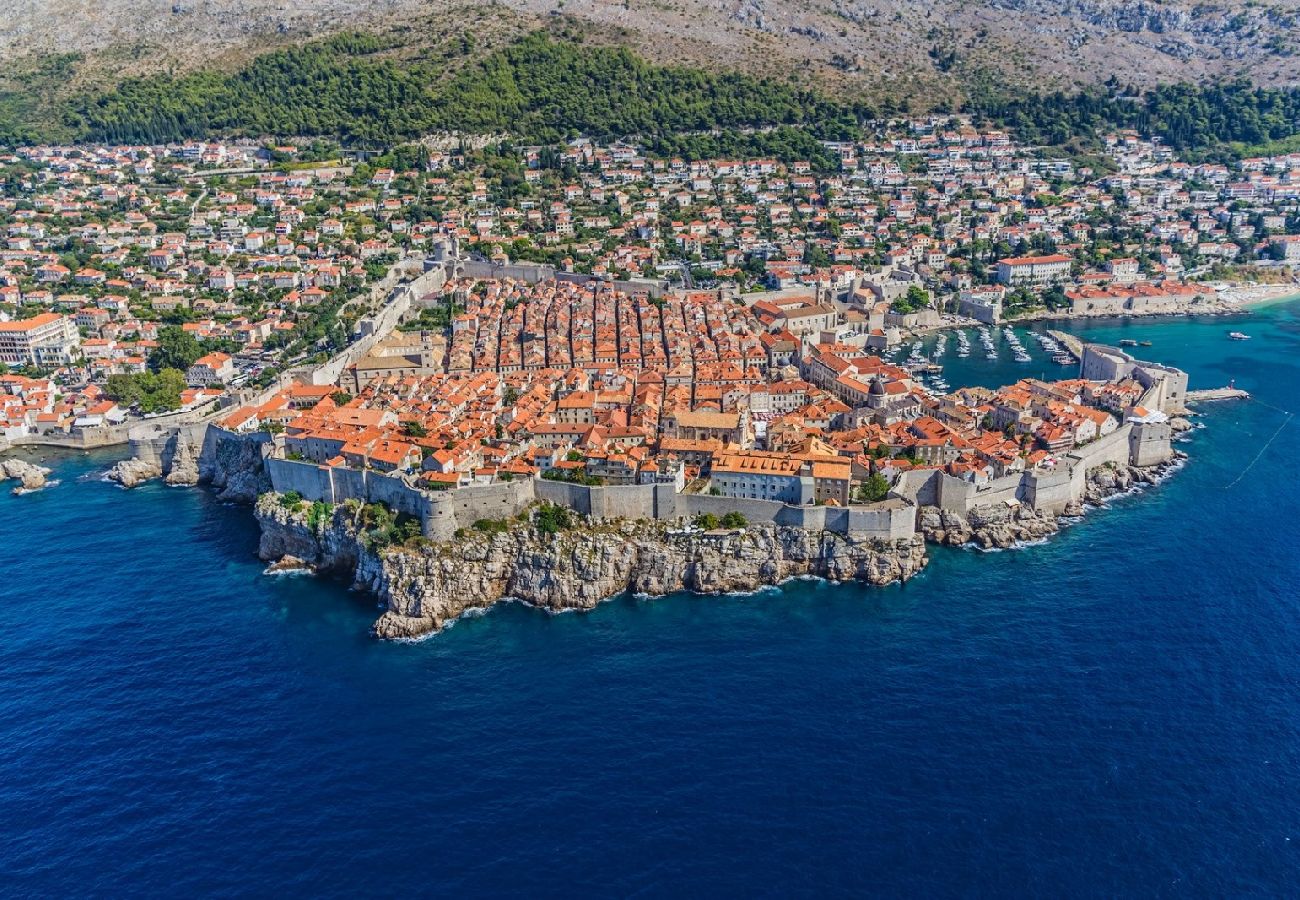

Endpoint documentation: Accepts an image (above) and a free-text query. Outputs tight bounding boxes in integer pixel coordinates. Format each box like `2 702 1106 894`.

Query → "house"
186 352 234 387
995 254 1072 286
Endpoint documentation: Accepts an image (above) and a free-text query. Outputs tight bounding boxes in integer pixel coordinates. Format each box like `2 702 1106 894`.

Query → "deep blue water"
4 302 1300 895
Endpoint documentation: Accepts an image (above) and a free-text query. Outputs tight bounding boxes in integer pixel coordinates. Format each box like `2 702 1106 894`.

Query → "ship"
1228 331 1251 341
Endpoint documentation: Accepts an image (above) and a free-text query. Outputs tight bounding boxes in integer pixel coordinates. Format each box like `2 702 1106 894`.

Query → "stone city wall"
307 263 446 387
459 259 670 299
892 421 1173 516
534 478 914 540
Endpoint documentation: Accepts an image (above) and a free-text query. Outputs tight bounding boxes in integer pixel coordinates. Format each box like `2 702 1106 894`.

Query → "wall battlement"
234 416 1172 542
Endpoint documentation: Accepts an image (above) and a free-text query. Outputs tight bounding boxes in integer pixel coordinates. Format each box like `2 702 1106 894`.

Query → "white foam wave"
262 565 314 577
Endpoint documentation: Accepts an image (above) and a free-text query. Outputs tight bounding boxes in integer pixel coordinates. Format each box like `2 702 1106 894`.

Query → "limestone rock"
0 458 51 492
106 456 163 488
164 435 200 486
265 555 313 574
200 430 270 502
255 495 928 641
919 502 1057 549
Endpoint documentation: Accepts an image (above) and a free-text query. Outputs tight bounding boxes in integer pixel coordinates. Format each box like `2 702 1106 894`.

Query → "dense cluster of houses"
0 141 410 433
224 271 1169 506
3 118 1296 450
439 125 1298 315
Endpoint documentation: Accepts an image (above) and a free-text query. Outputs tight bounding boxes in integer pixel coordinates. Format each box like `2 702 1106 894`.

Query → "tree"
892 284 930 314
403 421 428 438
104 368 186 413
856 472 891 503
720 511 747 529
149 326 202 373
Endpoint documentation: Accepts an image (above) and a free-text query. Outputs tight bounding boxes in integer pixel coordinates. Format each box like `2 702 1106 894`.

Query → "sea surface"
4 301 1300 895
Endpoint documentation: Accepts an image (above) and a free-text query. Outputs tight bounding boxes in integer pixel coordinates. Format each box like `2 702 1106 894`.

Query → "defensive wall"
257 423 1169 540
459 259 670 299
0 401 225 454
306 261 447 387
235 420 1170 541
893 421 1173 516
261 453 915 542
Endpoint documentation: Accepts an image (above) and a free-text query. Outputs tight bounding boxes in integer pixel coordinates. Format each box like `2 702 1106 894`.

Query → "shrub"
306 500 331 531
279 490 303 510
693 512 719 530
856 472 891 503
535 503 572 535
720 511 747 529
472 517 510 535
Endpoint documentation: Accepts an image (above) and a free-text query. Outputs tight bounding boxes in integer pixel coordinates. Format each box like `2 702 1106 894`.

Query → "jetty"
1047 329 1083 360
1187 387 1250 402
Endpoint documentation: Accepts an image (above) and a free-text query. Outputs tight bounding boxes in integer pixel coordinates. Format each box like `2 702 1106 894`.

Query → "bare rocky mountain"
3 0 1299 99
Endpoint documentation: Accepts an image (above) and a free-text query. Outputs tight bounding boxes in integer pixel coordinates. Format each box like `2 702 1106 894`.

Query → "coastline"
1012 282 1299 325
251 443 1187 640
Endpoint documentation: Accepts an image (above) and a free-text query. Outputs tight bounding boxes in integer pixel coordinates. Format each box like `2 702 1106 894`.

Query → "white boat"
1228 331 1251 340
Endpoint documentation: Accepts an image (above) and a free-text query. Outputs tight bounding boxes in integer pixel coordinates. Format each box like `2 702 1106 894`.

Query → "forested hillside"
3 30 1300 161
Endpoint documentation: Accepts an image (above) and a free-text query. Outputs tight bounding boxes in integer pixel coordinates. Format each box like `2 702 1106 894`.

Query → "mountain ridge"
4 0 1298 104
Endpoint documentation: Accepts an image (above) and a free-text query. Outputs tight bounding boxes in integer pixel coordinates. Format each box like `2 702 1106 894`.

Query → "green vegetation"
306 500 332 531
720 511 748 529
968 77 1300 158
52 32 864 152
855 472 891 503
890 285 930 315
103 368 186 413
2 30 1297 163
692 511 749 530
541 467 604 487
149 326 202 373
691 509 754 530
472 517 511 535
359 502 422 548
534 503 572 535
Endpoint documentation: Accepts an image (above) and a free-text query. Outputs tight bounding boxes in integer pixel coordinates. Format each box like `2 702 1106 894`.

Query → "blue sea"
4 301 1300 895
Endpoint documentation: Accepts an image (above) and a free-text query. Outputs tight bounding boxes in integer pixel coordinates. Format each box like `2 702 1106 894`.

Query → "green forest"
968 77 1300 157
60 33 864 149
2 31 1299 159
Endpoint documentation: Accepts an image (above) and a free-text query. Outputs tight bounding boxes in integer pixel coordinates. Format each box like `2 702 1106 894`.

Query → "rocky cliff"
255 495 928 640
198 429 270 502
108 425 269 499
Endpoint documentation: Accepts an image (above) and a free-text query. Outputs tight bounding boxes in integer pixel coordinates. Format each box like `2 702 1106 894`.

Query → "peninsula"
0 122 1263 638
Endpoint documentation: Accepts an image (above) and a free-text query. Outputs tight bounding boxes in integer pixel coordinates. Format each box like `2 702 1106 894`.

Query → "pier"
1187 387 1250 402
1047 329 1084 360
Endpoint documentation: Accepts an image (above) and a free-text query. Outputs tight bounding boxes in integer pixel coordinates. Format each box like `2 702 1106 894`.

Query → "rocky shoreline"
254 495 928 640
251 449 1185 639
919 455 1185 550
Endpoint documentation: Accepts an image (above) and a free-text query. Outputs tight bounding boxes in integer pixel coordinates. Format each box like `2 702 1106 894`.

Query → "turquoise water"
3 301 1300 894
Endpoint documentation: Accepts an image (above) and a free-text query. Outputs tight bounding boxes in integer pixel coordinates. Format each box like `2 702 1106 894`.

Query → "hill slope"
3 0 1299 101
